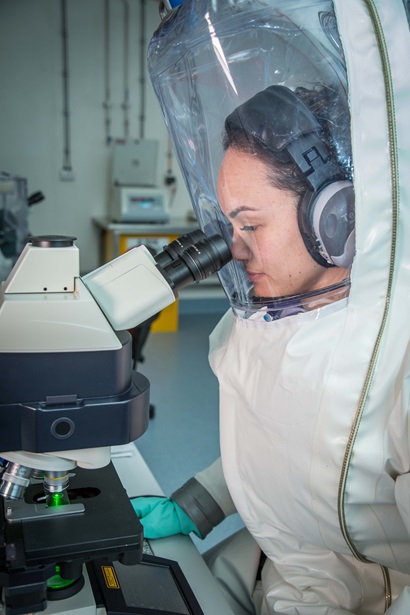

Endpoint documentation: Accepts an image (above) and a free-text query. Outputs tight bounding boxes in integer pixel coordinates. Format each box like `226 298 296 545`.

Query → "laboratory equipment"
110 186 169 223
109 140 170 223
0 174 29 281
0 230 231 615
112 140 159 188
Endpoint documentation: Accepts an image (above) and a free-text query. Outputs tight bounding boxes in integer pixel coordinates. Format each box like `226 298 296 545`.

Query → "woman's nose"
231 232 251 261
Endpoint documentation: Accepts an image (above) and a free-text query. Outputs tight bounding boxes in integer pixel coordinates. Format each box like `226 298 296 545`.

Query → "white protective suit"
148 0 410 613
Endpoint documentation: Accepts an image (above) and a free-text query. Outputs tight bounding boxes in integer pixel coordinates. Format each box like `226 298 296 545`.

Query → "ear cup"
298 180 355 269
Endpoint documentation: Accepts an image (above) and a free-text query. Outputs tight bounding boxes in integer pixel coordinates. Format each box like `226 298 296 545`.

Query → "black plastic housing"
0 331 149 453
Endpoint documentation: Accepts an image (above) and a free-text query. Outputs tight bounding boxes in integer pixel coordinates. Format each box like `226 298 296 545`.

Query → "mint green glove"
131 496 200 539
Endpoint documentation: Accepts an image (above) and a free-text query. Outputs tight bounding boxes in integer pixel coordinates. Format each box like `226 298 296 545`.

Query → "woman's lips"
247 271 264 283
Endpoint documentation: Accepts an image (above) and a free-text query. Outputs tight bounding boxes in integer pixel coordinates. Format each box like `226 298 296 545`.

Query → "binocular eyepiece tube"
154 230 231 292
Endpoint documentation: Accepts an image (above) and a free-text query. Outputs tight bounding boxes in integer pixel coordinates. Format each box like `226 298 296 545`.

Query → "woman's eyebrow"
229 205 258 219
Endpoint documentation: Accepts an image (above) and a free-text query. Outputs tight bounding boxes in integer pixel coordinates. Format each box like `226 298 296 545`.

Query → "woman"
135 1 410 612
133 85 394 615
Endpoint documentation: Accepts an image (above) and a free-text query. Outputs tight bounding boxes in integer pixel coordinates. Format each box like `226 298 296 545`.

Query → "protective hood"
148 0 354 316
148 0 410 593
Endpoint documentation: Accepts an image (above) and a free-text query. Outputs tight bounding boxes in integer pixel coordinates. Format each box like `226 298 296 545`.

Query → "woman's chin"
252 283 279 299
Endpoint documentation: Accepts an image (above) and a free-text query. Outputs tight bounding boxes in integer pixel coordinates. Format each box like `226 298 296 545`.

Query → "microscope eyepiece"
154 229 207 268
158 233 231 291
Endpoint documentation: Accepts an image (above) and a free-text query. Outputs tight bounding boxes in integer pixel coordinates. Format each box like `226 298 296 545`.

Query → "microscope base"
1 552 205 615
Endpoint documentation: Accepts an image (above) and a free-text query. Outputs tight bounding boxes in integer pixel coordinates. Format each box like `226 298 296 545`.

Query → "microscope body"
0 236 151 615
0 232 230 615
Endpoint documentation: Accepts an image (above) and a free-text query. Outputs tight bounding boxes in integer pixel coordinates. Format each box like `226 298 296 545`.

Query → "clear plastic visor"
148 0 354 318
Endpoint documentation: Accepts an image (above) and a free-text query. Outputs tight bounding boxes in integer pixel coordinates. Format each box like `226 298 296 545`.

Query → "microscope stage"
3 462 142 569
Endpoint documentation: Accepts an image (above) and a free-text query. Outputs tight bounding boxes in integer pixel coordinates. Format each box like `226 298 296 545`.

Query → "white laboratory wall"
0 0 192 273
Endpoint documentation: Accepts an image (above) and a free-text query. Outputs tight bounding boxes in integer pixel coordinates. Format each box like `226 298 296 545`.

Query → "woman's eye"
240 225 258 232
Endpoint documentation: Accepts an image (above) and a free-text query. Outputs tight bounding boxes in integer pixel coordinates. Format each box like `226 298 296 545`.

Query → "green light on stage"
46 490 70 507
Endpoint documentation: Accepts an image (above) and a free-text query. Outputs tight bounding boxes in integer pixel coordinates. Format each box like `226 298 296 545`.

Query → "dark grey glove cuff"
171 477 226 539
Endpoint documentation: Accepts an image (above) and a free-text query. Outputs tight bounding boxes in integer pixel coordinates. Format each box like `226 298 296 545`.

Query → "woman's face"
217 148 349 298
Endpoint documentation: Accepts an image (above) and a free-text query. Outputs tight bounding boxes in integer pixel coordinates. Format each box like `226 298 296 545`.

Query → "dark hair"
222 84 352 200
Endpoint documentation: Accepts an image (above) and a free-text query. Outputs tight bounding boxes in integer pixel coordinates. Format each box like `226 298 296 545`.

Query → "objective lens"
154 230 207 268
159 233 231 291
44 471 70 507
0 463 32 500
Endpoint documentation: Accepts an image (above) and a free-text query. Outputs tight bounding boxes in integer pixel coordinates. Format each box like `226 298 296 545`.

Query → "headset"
226 85 355 269
274 86 355 269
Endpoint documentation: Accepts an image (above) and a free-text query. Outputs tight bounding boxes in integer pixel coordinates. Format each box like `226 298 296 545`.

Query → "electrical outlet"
60 168 75 182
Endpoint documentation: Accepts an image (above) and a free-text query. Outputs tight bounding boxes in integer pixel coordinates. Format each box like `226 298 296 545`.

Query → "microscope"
0 231 231 615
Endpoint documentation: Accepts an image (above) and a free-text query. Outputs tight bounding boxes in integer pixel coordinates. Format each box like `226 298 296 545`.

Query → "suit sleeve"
172 457 237 538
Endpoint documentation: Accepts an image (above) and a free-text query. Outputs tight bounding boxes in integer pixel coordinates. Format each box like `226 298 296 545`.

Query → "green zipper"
337 0 399 611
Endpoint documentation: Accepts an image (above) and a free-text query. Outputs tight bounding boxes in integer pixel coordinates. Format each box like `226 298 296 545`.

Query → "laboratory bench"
93 216 199 261
93 217 227 331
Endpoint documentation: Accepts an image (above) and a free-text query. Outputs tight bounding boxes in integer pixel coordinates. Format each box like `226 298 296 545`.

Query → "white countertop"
93 216 198 235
